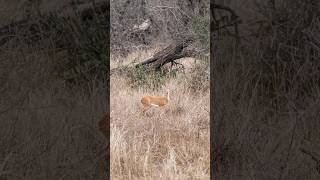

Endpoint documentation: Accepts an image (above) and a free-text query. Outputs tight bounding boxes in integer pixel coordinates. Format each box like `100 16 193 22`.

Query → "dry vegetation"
0 0 108 179
1 0 209 179
109 0 210 178
0 37 107 179
110 50 210 179
212 0 320 179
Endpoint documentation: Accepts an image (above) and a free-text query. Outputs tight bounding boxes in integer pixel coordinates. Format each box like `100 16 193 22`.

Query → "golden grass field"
110 49 210 179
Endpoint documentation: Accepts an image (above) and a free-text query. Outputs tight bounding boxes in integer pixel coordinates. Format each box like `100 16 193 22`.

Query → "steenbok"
140 89 170 115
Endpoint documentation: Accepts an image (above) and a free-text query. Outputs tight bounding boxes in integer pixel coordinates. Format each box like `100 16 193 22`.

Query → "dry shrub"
212 0 320 179
188 59 210 93
110 53 210 179
111 0 209 56
0 47 107 179
0 1 108 179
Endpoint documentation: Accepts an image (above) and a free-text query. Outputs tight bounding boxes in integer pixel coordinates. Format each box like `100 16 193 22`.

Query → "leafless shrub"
110 0 209 57
212 0 320 179
188 59 210 93
0 1 108 179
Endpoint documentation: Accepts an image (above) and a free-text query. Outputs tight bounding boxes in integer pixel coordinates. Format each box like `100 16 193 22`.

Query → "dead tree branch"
135 37 195 70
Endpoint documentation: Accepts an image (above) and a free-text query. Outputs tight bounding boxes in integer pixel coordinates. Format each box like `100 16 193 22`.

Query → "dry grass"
0 55 107 179
0 1 210 179
110 50 210 179
211 1 320 179
0 43 109 179
0 24 107 179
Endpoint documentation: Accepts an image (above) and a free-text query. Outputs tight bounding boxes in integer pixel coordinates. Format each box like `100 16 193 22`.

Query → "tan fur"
140 90 170 115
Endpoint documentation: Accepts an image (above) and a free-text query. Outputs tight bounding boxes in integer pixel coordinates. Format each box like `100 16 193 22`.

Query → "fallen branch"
109 37 196 76
135 37 195 70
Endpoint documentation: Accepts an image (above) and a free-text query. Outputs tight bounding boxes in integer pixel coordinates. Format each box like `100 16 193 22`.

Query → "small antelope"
140 89 170 115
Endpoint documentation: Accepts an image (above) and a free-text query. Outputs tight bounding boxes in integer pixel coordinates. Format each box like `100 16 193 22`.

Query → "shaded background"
212 0 320 179
0 0 108 179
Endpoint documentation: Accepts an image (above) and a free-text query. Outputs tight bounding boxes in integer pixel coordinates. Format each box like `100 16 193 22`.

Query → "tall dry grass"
110 49 210 179
0 46 107 179
0 1 108 178
212 1 320 179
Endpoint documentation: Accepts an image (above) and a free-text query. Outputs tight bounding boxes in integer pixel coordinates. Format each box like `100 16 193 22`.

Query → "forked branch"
135 37 195 70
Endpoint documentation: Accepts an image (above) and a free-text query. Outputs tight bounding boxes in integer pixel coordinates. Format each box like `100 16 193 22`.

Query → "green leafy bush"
127 66 174 90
